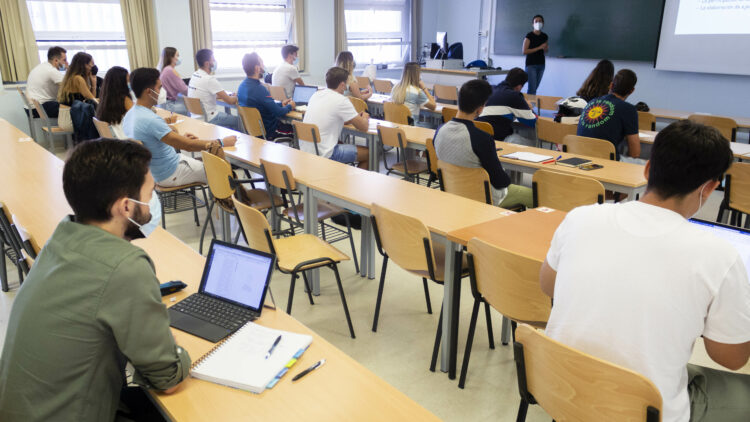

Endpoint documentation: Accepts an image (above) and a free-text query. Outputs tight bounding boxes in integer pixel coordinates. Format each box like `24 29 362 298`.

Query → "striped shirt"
477 80 536 140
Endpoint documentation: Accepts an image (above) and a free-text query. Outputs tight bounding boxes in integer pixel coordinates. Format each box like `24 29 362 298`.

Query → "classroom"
1 0 749 421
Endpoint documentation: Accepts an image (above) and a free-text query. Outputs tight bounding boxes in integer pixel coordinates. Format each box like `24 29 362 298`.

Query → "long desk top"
639 130 750 159
648 107 750 129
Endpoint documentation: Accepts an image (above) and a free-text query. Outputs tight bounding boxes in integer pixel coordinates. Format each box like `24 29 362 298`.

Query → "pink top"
160 65 188 101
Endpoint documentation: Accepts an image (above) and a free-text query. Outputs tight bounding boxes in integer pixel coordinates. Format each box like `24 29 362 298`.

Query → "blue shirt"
122 105 177 182
577 94 638 160
477 80 537 141
237 78 292 135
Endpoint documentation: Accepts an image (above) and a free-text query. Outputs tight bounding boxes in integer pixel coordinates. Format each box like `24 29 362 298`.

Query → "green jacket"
0 217 190 421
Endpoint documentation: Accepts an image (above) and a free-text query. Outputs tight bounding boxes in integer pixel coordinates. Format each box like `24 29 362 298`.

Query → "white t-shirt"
545 201 750 422
272 61 300 99
187 69 223 119
301 89 358 158
26 62 64 103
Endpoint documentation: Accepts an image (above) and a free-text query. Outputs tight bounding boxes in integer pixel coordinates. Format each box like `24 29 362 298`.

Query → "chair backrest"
425 137 439 175
536 118 577 145
356 76 371 90
638 111 656 132
268 85 287 101
16 87 33 109
532 169 605 211
514 324 662 422
688 114 738 142
372 79 393 94
383 101 411 125
232 197 274 254
467 238 551 324
237 105 266 138
535 95 563 114
371 203 433 274
562 134 616 161
260 158 297 191
376 124 408 150
292 120 322 154
30 99 52 126
473 120 494 136
201 151 234 200
727 161 750 215
349 96 368 114
441 106 458 123
92 117 114 138
433 84 458 103
183 96 207 120
437 160 492 204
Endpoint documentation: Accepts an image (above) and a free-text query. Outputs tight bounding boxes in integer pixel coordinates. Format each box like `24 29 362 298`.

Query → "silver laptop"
689 218 750 275
292 85 318 106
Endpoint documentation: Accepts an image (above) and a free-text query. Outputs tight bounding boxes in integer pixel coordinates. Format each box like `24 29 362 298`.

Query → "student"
57 52 97 106
26 46 67 117
577 69 640 160
91 65 104 98
187 48 240 130
522 14 548 95
335 51 372 101
541 120 750 422
434 79 533 209
159 46 189 115
95 66 133 139
576 59 615 102
272 44 305 99
237 52 295 139
476 67 537 145
390 62 436 125
0 139 191 421
123 67 236 187
301 66 370 169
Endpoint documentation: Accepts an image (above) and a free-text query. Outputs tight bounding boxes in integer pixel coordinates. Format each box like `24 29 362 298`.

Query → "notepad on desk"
191 322 313 394
555 157 591 168
501 151 554 163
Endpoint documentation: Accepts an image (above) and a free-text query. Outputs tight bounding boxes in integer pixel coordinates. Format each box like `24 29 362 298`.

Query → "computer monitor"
689 218 750 274
436 32 448 51
291 85 318 105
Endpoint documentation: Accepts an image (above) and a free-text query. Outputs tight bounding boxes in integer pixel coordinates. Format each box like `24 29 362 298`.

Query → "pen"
265 335 282 359
292 359 325 382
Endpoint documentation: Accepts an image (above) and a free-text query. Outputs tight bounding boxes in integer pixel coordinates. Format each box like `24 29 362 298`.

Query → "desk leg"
359 217 370 278
303 186 320 295
221 209 231 241
500 316 511 345
362 217 375 279
369 133 379 172
441 239 462 377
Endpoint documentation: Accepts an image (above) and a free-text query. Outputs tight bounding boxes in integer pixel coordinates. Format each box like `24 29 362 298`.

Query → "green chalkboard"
493 0 665 62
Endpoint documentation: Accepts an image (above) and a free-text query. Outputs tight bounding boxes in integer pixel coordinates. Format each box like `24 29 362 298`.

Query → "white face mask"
691 182 709 219
533 22 543 31
127 195 161 238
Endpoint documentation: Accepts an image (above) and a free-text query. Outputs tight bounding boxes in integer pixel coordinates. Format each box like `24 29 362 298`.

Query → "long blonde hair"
335 51 355 76
391 62 421 104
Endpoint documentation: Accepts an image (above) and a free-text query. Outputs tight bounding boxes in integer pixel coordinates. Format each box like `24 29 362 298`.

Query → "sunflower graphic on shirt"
581 99 615 129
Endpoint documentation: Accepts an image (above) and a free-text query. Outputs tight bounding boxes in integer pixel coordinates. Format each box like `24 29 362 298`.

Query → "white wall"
153 0 194 77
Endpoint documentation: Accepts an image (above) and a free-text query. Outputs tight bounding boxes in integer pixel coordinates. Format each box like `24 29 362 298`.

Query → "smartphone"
579 163 604 171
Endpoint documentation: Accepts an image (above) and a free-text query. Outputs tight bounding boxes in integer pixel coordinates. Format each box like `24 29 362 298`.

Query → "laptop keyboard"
171 294 257 331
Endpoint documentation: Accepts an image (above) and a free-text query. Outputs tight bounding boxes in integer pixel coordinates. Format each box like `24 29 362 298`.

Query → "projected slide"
675 0 750 34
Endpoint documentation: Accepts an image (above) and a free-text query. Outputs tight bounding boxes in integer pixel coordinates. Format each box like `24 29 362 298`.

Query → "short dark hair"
195 48 213 68
458 79 492 114
647 120 733 199
47 46 66 61
612 69 637 96
129 67 161 98
533 14 544 23
242 52 262 77
505 67 528 88
63 139 152 223
326 67 350 89
281 45 299 59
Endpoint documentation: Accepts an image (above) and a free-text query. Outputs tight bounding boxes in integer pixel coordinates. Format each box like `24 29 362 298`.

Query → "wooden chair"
0 203 34 290
459 238 551 388
638 111 656 131
291 121 355 165
349 97 368 114
259 158 359 274
535 95 563 115
268 85 288 101
424 137 440 189
688 114 738 142
437 160 492 205
433 84 458 104
232 197 356 338
370 203 484 371
717 161 750 227
372 79 393 94
473 120 494 137
377 124 430 184
561 134 616 161
441 106 458 123
532 169 605 211
383 101 411 125
356 76 371 90
513 324 662 421
31 99 73 151
92 117 114 138
237 105 293 145
183 96 208 122
16 87 40 142
536 118 576 147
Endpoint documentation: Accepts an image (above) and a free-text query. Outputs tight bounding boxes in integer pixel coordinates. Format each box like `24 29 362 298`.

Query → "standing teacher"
522 14 548 95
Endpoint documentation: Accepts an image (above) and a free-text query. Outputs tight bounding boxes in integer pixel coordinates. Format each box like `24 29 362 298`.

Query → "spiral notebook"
191 322 313 394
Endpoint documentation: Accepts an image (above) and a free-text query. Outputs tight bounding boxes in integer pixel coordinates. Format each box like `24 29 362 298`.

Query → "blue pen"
265 335 282 359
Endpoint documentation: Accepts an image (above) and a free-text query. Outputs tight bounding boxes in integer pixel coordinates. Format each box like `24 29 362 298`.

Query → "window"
26 0 129 73
209 0 295 73
345 0 411 66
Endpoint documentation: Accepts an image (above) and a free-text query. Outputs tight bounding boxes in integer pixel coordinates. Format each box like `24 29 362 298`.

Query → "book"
556 157 592 167
191 322 313 394
501 151 554 163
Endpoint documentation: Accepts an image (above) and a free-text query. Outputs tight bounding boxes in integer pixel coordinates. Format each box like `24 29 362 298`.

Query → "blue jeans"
329 144 358 163
163 100 188 116
209 111 240 131
525 64 545 95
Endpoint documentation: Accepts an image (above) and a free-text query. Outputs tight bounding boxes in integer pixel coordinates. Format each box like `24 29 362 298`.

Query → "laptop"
168 239 276 343
689 218 750 275
292 85 318 107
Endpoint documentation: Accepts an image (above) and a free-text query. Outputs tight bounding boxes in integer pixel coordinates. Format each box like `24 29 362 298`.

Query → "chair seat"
275 234 350 272
282 201 344 222
406 234 468 282
392 159 429 175
155 182 205 193
42 126 73 134
243 189 284 211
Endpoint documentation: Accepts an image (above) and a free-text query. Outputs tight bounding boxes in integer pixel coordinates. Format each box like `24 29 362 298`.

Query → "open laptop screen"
292 85 318 104
690 219 750 274
200 240 275 311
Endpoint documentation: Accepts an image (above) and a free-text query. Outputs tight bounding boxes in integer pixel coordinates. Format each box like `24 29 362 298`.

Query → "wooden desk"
649 107 750 130
639 130 750 160
419 67 507 86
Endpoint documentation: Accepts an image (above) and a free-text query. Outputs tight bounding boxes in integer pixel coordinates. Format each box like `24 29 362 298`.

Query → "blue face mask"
126 194 161 238
175 58 182 66
127 83 132 91
293 57 299 66
210 61 218 73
